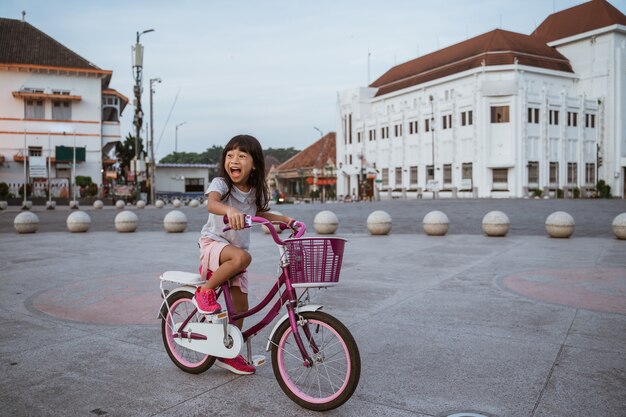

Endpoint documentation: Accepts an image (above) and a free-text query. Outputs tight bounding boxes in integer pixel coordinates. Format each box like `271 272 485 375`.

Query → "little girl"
194 134 294 375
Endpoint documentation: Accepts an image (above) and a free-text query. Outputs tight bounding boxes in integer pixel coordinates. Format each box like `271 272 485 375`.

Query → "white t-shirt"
200 177 257 249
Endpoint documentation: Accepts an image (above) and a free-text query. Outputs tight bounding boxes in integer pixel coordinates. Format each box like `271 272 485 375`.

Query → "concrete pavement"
0 201 625 416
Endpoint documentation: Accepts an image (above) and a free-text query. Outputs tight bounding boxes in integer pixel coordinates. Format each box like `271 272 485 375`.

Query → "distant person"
195 134 295 375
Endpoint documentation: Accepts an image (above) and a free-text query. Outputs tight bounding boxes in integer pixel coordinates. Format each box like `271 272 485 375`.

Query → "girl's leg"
199 245 251 291
229 286 249 329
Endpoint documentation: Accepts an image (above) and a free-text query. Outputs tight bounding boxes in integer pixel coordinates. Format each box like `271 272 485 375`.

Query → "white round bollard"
172 199 182 208
189 199 200 208
46 200 56 210
611 213 626 240
14 211 39 233
93 200 104 209
482 211 510 237
545 211 575 238
163 210 188 233
314 210 339 234
263 211 284 234
22 201 33 210
69 200 79 209
136 200 146 209
66 211 91 233
115 200 125 209
115 210 139 233
423 210 449 236
155 199 165 208
367 210 392 235
0 201 7 210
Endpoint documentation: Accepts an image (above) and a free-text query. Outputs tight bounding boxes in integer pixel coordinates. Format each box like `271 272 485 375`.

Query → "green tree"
115 134 145 183
158 146 299 165
265 147 299 163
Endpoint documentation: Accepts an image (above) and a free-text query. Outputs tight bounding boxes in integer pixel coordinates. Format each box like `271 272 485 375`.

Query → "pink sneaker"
193 287 221 314
215 355 256 375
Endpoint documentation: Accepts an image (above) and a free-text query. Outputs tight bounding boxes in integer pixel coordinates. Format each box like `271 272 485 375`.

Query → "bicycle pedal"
251 355 266 366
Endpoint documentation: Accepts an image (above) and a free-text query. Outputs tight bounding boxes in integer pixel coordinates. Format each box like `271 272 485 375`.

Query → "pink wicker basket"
285 237 347 287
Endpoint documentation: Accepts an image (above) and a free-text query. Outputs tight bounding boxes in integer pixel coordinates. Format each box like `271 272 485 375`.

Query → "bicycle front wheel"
270 311 360 411
161 291 216 374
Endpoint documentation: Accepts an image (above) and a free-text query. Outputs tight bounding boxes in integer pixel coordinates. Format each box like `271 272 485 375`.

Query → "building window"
348 114 352 144
527 161 539 185
369 129 376 141
357 131 362 143
527 107 540 124
52 101 71 120
381 126 389 139
395 167 402 186
567 112 578 127
425 118 431 132
461 110 473 126
492 168 508 190
185 178 204 192
410 166 418 184
585 113 596 128
28 146 43 156
549 110 559 125
461 163 473 189
442 114 452 130
382 168 389 186
443 164 452 185
567 162 578 184
426 165 434 181
408 120 418 134
585 163 595 185
549 162 559 186
25 100 44 119
394 124 403 137
349 155 352 165
490 106 510 123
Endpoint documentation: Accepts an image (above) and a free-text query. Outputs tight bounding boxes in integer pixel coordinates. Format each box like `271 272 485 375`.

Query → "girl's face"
224 147 255 190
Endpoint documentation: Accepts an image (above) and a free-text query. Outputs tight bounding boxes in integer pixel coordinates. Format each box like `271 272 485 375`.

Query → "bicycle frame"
171 216 318 365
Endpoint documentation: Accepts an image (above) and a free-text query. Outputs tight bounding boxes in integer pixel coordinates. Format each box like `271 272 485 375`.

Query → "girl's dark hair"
219 134 269 212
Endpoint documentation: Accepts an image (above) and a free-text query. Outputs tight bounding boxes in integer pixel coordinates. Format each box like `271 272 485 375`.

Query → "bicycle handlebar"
223 215 306 245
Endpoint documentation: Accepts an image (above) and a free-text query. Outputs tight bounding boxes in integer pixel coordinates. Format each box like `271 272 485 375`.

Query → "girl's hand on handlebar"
225 208 246 230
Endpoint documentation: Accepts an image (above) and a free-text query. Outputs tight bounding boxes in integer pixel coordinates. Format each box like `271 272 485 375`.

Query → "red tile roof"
0 18 103 71
532 0 626 43
276 133 336 171
371 29 573 97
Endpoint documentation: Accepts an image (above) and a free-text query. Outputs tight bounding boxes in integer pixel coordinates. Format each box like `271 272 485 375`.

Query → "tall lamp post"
175 122 187 154
132 28 154 201
429 94 436 199
149 77 161 204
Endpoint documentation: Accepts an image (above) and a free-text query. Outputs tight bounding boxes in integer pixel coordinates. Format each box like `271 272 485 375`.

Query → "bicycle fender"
265 305 324 351
157 286 196 319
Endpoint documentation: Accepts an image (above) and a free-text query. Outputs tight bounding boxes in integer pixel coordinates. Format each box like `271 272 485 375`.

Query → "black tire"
161 291 216 374
270 311 360 411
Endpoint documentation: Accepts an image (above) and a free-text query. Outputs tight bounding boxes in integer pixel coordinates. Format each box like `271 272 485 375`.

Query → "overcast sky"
1 0 614 161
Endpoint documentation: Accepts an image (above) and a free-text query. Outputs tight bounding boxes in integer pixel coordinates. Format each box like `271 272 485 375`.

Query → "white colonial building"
0 17 127 200
337 0 626 199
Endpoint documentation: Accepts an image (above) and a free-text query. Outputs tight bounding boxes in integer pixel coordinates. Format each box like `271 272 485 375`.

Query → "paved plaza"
0 199 625 416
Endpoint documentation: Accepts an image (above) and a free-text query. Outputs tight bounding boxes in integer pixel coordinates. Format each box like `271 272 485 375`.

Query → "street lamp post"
175 122 187 154
132 28 154 202
149 77 161 204
313 126 323 138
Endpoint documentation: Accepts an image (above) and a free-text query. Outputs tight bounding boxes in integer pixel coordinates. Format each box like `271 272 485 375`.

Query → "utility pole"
149 78 161 205
132 28 154 202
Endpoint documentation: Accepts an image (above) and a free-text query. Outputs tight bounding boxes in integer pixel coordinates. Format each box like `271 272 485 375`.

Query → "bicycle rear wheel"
161 291 215 374
270 311 360 411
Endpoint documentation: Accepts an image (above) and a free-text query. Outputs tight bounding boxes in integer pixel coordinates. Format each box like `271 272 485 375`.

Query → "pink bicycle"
158 216 361 411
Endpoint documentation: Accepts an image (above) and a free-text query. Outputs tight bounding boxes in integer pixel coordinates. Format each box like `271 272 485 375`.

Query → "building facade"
337 0 626 199
155 163 214 200
269 133 337 202
0 17 127 200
